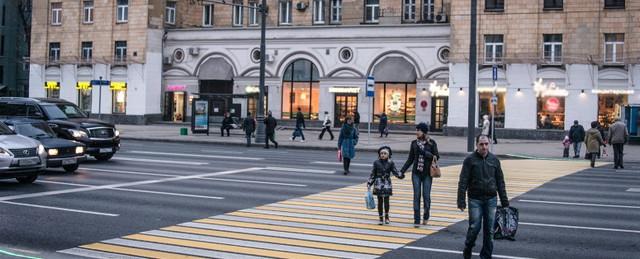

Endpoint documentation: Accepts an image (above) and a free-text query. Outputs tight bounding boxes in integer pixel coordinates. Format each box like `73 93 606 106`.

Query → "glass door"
163 92 175 121
334 94 358 126
430 96 448 132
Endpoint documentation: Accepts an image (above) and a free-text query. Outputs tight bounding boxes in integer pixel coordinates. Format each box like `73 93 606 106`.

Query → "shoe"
300 140 305 143
378 217 384 225
343 171 349 175
620 165 624 169
275 143 278 149
290 136 294 141
385 215 390 224
422 220 427 225
463 247 472 259
414 220 420 228
614 166 618 169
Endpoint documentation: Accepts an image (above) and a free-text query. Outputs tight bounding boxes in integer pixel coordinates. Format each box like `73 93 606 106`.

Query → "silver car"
0 122 47 183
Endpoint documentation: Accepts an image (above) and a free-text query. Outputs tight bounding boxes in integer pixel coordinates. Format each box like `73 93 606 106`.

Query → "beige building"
448 0 640 136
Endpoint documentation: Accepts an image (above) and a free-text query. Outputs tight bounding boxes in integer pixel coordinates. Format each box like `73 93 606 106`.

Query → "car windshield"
55 104 88 119
14 122 56 138
41 105 69 119
0 122 16 135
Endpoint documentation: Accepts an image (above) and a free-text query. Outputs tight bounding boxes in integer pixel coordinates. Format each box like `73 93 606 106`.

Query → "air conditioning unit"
265 54 275 63
296 2 307 11
163 56 172 65
189 47 199 56
436 13 448 23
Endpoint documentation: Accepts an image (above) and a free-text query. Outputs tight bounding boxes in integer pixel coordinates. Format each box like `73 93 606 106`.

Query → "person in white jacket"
318 111 334 140
481 115 490 136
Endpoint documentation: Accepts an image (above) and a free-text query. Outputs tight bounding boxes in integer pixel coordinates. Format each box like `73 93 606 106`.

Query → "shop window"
403 0 416 22
364 0 379 23
331 0 342 23
478 92 505 128
45 82 60 99
604 33 624 64
282 59 320 120
537 96 565 129
112 88 126 114
78 89 92 113
373 82 416 124
485 0 504 11
598 94 628 129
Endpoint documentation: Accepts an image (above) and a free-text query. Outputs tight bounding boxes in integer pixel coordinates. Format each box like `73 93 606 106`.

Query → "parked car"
0 121 46 183
0 97 120 161
4 119 86 172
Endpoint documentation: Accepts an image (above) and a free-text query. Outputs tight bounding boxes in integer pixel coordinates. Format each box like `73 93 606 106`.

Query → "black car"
0 97 120 161
5 119 87 172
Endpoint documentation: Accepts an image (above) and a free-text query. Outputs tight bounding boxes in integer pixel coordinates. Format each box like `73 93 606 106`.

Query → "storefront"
76 81 92 113
534 79 568 129
45 81 60 99
329 86 360 125
110 82 127 114
245 85 268 117
163 85 187 122
428 80 449 131
373 82 416 124
281 59 320 120
594 89 632 129
477 87 506 128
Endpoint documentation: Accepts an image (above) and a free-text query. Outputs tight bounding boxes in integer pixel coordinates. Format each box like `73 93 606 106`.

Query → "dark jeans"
573 142 582 157
411 173 432 223
563 147 569 158
265 133 278 148
292 127 305 140
613 143 624 168
377 196 390 217
245 133 252 146
590 152 598 167
343 157 351 172
464 197 497 259
220 125 232 136
319 126 334 140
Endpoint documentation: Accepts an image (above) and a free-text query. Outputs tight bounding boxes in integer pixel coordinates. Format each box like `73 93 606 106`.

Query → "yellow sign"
44 81 60 89
76 81 92 90
110 82 127 90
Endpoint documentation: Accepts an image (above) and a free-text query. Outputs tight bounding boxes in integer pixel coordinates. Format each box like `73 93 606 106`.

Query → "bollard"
180 127 188 136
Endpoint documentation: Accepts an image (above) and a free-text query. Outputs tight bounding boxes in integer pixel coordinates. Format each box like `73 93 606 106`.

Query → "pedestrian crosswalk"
59 160 597 258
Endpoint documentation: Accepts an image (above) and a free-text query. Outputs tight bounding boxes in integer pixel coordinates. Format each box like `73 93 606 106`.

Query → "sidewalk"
116 124 640 162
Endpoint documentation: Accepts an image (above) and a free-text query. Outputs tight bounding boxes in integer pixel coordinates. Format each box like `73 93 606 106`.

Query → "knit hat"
378 146 392 158
416 122 429 134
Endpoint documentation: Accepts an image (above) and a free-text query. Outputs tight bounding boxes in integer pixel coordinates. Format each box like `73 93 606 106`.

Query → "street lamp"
467 0 478 152
254 0 268 144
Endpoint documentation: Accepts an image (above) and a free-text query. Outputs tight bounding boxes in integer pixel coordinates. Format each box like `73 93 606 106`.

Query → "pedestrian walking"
569 120 586 158
481 115 490 136
608 118 629 169
220 112 234 137
318 111 334 140
291 107 306 142
400 122 439 227
367 146 404 225
354 111 361 129
584 121 605 168
264 111 278 149
490 116 498 144
457 135 510 259
562 135 571 158
338 116 358 175
378 113 388 137
243 112 256 147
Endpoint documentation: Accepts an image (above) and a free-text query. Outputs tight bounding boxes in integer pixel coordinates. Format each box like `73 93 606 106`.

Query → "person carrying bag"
367 146 404 225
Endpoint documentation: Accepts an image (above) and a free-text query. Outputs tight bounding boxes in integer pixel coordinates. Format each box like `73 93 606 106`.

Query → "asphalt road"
0 140 638 259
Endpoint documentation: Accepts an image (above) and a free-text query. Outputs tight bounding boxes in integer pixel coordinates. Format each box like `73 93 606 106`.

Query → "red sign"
167 85 186 91
545 97 560 112
420 100 428 111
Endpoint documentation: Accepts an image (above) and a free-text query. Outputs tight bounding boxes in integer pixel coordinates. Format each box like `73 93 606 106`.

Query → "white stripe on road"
58 248 146 259
128 150 263 161
80 167 177 177
113 157 208 166
102 238 264 259
264 167 335 174
518 199 640 209
0 201 118 217
311 161 371 167
627 188 640 192
404 246 536 259
202 177 307 187
520 222 640 234
111 188 224 200
201 149 245 154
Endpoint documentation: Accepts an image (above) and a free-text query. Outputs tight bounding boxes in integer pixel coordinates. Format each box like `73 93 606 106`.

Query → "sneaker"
378 217 384 225
620 165 625 169
290 136 294 141
275 143 279 149
300 140 305 143
385 216 390 225
463 247 472 259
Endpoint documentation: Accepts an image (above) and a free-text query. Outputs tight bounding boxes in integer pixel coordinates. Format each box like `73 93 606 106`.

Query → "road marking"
627 188 640 192
128 150 263 160
37 180 93 187
0 167 262 201
0 248 42 259
264 166 335 174
520 222 640 234
202 177 307 187
98 239 265 259
518 199 640 209
36 180 224 200
311 161 370 167
80 167 177 177
0 201 118 217
404 246 536 259
58 248 145 259
79 243 204 259
200 149 245 154
113 157 208 165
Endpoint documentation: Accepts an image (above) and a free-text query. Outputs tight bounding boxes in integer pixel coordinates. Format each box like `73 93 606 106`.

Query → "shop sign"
44 81 60 90
477 87 507 93
428 81 449 97
167 85 186 91
545 97 561 112
76 81 92 90
110 82 127 90
591 89 635 95
329 87 360 94
245 85 260 94
534 78 568 97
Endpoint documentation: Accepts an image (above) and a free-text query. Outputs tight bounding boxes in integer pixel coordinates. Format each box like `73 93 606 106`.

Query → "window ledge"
484 9 504 13
604 6 625 10
542 7 563 11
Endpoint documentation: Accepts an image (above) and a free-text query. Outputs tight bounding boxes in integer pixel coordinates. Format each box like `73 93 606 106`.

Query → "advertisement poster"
191 99 210 134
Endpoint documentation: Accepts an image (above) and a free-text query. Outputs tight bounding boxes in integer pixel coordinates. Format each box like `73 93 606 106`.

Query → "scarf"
416 139 426 172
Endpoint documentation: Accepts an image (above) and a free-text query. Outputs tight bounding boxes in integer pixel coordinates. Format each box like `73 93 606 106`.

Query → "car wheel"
16 175 38 184
94 153 114 161
63 164 79 173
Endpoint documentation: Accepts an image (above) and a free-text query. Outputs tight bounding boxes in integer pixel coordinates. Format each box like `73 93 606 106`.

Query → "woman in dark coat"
368 146 404 225
378 113 388 137
401 122 440 226
338 116 358 175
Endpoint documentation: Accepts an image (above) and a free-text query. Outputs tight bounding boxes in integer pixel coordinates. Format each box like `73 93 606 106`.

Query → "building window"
543 0 563 10
543 34 562 64
478 92 505 129
365 0 379 23
203 4 214 26
232 0 243 26
374 83 417 124
604 0 625 9
484 35 503 64
117 0 128 23
313 0 325 24
112 87 127 114
46 82 60 99
331 0 342 23
423 0 434 22
604 33 624 64
279 0 292 25
537 96 565 129
83 1 94 23
282 59 320 120
166 1 176 24
51 2 62 25
114 41 127 62
81 42 93 62
485 0 504 11
403 0 416 22
249 2 259 26
49 42 60 62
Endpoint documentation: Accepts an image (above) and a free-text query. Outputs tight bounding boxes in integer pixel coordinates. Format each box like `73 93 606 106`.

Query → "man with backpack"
569 120 586 158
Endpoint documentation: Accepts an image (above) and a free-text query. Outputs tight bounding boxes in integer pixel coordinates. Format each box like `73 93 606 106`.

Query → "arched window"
282 59 320 120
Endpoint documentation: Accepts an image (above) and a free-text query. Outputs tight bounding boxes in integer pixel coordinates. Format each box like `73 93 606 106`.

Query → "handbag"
365 191 376 210
430 157 441 178
494 206 519 241
337 149 342 162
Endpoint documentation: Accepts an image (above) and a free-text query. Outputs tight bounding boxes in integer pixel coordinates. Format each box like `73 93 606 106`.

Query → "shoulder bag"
430 156 441 178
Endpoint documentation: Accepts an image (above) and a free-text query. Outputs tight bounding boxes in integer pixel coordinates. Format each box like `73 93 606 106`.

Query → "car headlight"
75 146 84 154
48 148 59 156
68 129 88 139
114 130 120 137
37 144 45 154
0 147 12 157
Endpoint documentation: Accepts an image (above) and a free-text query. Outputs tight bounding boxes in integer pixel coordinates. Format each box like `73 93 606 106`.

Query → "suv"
0 98 120 161
0 121 47 183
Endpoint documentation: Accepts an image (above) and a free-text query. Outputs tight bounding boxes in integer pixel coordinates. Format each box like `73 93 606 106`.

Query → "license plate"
19 158 40 166
99 148 112 153
62 158 76 165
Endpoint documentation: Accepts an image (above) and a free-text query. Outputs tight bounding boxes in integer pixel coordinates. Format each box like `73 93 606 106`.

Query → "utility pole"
254 0 268 144
467 0 478 152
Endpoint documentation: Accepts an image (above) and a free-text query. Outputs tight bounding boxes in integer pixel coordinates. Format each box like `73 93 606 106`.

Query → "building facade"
0 0 30 97
28 0 165 124
449 0 640 136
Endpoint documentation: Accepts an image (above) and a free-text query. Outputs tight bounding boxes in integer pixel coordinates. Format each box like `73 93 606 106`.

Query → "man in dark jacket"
264 111 278 149
243 112 256 147
220 112 234 137
568 120 585 158
457 135 509 259
291 107 306 142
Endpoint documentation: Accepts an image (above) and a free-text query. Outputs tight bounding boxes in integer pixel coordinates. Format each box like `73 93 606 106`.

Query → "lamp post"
98 76 103 120
254 0 268 144
467 0 478 152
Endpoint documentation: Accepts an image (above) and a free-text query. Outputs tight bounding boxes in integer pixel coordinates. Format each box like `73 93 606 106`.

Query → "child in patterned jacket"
367 146 404 225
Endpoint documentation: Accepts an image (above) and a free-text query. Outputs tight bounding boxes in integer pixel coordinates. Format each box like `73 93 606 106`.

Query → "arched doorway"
372 57 417 124
281 59 320 120
196 57 237 117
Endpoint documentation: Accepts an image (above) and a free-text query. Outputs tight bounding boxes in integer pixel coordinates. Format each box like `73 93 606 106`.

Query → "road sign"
366 76 375 97
90 80 110 86
492 65 498 81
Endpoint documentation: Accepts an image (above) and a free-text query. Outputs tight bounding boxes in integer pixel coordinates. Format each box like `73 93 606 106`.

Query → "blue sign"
492 65 498 81
90 80 110 86
366 76 375 97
